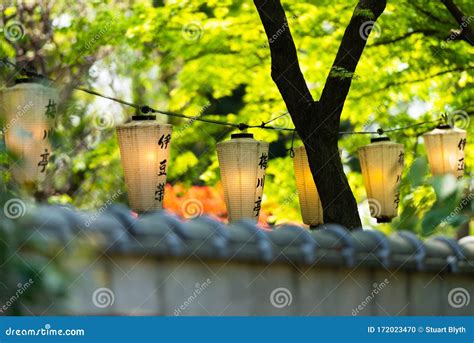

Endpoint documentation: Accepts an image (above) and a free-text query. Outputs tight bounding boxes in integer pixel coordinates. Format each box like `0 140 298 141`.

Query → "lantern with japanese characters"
116 116 172 213
293 146 323 226
358 137 404 223
423 125 466 179
0 78 57 183
217 133 269 222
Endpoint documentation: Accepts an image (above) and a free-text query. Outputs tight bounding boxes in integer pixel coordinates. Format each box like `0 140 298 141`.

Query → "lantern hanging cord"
338 118 443 136
0 58 448 135
75 88 446 135
288 130 296 158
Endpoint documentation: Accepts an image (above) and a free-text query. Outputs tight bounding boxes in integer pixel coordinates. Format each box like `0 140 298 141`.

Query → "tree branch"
369 29 440 47
318 0 387 127
410 2 452 26
441 0 474 45
253 0 313 120
360 66 474 97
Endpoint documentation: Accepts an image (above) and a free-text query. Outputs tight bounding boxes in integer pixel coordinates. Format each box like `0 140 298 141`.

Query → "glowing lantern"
293 146 323 226
0 79 57 183
217 133 269 222
423 125 466 179
116 116 172 213
358 137 404 223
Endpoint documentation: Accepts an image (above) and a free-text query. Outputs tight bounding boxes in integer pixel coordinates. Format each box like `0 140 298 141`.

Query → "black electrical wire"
0 58 444 135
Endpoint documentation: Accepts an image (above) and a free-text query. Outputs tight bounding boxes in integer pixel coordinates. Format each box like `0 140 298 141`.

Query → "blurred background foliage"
0 0 472 236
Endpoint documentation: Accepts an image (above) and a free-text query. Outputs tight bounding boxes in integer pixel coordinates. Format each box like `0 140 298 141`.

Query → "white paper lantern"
217 133 269 222
116 116 172 213
423 125 467 179
293 146 323 226
358 137 404 223
1 79 57 183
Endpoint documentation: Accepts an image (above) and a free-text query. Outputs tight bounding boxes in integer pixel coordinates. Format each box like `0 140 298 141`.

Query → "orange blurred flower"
163 182 270 227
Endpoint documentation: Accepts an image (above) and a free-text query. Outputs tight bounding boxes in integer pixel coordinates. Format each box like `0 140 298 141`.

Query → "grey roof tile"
17 205 74 243
267 225 317 264
227 220 273 262
392 231 426 271
133 212 184 256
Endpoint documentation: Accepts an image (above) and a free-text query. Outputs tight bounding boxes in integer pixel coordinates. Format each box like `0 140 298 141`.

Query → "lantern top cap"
117 119 172 129
132 115 156 121
424 125 466 135
436 124 452 129
370 136 390 143
217 133 268 147
231 133 254 139
2 77 55 91
14 76 53 87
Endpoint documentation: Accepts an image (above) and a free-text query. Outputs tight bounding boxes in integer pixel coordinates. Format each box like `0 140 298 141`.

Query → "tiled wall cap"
105 204 139 236
267 225 317 264
183 217 229 258
358 229 390 267
79 211 131 250
19 205 74 243
395 231 426 271
232 220 273 262
7 205 474 274
134 211 185 255
311 224 356 267
431 236 465 273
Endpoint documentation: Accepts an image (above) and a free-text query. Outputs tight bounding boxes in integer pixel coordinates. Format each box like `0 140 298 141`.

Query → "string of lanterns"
0 61 468 227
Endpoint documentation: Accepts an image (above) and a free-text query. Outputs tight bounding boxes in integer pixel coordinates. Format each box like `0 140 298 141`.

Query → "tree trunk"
254 0 387 230
297 106 362 229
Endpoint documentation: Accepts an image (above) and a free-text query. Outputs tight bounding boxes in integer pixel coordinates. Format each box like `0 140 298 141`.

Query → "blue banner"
0 316 472 342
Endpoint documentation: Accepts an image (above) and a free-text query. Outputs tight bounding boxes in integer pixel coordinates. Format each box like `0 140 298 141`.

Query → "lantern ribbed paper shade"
217 134 269 222
116 120 172 213
423 126 466 179
358 139 404 223
293 146 323 226
1 81 57 183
